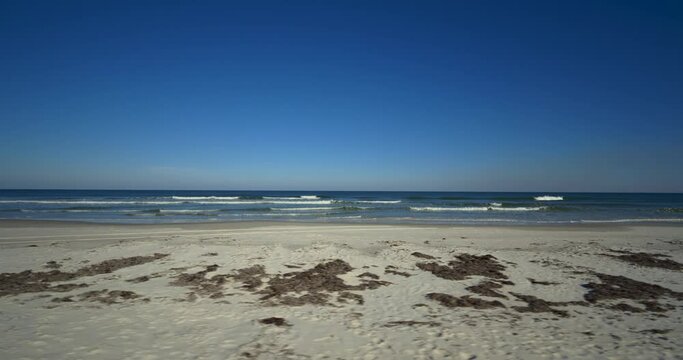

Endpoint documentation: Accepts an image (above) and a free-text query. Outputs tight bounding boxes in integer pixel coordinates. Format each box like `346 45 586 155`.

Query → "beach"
1 220 682 359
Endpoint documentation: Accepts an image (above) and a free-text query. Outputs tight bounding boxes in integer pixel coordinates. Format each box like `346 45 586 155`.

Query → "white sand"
1 220 682 359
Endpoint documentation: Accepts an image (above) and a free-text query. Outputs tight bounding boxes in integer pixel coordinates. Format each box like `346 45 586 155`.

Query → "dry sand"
0 220 682 359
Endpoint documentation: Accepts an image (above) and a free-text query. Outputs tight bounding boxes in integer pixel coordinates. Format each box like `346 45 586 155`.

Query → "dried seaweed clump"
259 317 290 326
171 264 229 298
426 293 505 309
583 273 683 303
466 281 507 298
0 254 168 297
259 260 390 306
605 251 683 270
510 293 587 318
170 264 268 299
383 320 441 327
417 254 508 281
582 273 683 313
411 252 436 260
53 289 141 305
76 253 168 276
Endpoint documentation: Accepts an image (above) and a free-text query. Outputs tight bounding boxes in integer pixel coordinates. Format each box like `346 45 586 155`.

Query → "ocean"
0 190 682 225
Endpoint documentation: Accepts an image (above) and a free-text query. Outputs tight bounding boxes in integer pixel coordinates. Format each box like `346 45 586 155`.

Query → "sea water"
0 190 682 225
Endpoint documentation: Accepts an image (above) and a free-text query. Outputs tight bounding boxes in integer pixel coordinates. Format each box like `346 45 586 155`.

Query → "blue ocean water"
0 190 682 225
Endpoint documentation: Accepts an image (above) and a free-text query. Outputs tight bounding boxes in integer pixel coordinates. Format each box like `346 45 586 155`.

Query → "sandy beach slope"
1 220 682 359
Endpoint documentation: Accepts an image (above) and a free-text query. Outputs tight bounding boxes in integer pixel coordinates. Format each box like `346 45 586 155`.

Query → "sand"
0 220 682 359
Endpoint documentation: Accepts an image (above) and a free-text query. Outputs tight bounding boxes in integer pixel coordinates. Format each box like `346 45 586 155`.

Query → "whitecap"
410 206 544 212
534 196 563 201
272 207 336 211
171 196 239 200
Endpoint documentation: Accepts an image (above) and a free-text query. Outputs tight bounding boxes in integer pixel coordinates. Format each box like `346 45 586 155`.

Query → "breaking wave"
534 196 564 201
347 200 401 204
171 196 239 200
272 207 336 211
410 206 545 212
263 195 320 200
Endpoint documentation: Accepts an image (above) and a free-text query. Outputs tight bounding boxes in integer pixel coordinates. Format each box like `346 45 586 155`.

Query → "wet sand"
1 220 682 359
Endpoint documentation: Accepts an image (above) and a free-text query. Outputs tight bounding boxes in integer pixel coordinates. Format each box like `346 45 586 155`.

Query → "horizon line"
1 188 681 195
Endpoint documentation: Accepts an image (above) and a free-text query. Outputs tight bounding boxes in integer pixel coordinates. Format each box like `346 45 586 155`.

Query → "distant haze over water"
1 190 682 225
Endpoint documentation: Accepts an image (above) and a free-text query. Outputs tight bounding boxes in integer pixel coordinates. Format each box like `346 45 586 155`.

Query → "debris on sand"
77 289 141 304
76 254 169 276
383 320 441 327
258 260 390 306
358 272 379 279
337 291 364 305
259 317 290 326
604 250 683 270
0 254 168 297
171 263 271 300
411 252 436 260
417 254 508 281
127 275 152 283
639 328 672 334
466 281 507 298
231 265 268 290
582 273 683 307
171 264 230 298
44 261 62 269
426 293 505 309
608 303 644 313
385 269 411 277
510 293 587 318
528 278 560 285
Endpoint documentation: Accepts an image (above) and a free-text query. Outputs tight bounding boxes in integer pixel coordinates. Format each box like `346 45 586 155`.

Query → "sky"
1 0 682 192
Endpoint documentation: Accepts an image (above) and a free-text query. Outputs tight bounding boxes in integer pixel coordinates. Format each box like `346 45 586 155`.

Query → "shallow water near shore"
1 190 682 225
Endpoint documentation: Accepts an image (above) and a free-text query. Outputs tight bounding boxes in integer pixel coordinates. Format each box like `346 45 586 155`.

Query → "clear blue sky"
1 0 682 192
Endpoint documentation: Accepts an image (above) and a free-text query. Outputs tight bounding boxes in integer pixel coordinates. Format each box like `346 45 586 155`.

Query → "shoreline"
4 217 683 229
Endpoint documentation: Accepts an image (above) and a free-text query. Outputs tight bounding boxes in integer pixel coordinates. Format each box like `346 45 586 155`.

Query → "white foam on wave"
171 196 239 200
410 206 545 212
350 200 401 204
159 209 219 214
199 200 333 205
577 218 683 223
263 196 320 200
0 200 181 205
534 195 563 201
272 207 336 211
0 199 333 205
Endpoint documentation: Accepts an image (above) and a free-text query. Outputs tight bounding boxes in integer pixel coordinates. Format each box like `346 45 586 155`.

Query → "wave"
410 206 545 212
346 200 401 204
0 200 179 205
659 208 683 213
171 196 239 200
534 195 563 201
577 218 683 223
134 209 219 216
325 215 362 219
204 200 332 205
218 207 271 213
263 195 320 200
272 207 336 211
0 199 336 206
